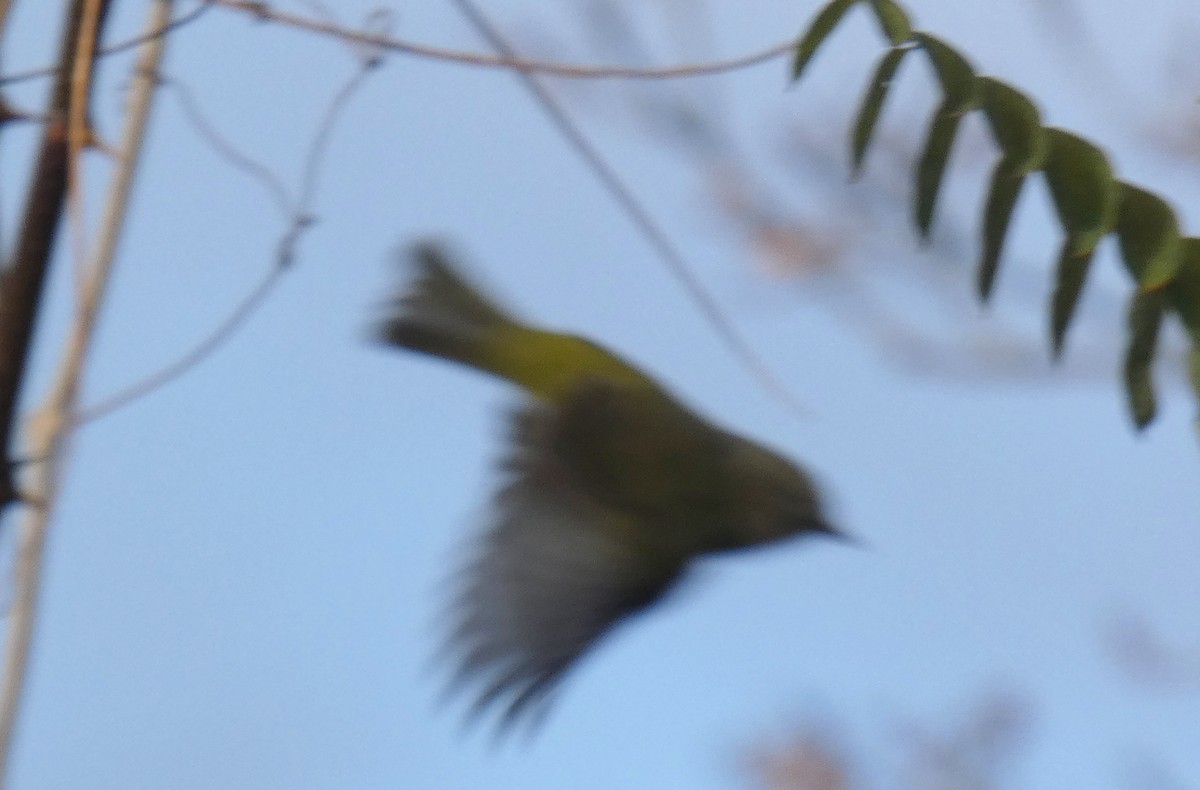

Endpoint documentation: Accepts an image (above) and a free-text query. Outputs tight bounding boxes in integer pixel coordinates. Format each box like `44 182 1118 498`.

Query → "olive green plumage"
378 242 840 730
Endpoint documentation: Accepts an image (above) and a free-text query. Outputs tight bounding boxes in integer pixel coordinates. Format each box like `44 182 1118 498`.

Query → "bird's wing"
550 376 727 532
445 401 687 732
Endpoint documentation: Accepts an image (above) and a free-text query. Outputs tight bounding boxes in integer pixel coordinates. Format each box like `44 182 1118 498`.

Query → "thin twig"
450 0 809 415
76 265 283 424
77 46 377 425
0 3 210 86
161 74 294 219
296 63 374 215
0 0 152 779
209 0 793 81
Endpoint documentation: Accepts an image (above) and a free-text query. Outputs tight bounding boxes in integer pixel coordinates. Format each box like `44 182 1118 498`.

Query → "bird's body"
378 243 839 729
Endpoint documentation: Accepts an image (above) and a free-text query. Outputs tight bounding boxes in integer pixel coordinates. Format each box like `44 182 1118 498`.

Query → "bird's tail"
379 241 654 401
378 242 522 377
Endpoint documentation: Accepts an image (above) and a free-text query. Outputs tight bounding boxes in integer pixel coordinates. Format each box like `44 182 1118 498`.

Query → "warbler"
377 242 842 730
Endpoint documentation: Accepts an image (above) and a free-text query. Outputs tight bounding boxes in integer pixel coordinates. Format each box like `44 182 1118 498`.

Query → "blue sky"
2 1 1198 788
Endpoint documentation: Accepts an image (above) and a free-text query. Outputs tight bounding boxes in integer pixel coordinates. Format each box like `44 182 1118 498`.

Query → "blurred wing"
446 402 687 732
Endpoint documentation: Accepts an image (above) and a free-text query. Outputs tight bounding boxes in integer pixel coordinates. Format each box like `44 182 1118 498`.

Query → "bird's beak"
813 520 862 547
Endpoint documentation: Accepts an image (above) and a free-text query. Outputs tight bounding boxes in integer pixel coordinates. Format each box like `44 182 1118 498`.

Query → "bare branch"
76 265 284 425
0 0 113 509
0 0 135 777
160 73 293 219
0 3 211 86
65 0 110 304
296 58 378 216
0 0 14 48
448 0 810 415
209 0 793 81
76 41 379 425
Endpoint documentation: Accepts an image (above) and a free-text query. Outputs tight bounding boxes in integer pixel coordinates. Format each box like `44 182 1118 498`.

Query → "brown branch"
0 3 211 86
1 4 171 773
0 2 170 775
209 0 793 81
0 0 14 50
0 0 115 510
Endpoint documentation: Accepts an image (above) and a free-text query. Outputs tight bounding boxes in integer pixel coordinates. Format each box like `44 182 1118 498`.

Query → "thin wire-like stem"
1 0 784 88
0 2 171 781
450 0 808 415
209 0 793 81
162 75 294 219
76 45 377 425
0 3 210 86
76 264 282 424
296 62 372 214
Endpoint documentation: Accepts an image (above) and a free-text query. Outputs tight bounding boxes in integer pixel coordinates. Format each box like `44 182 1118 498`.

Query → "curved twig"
162 73 294 219
296 60 375 215
78 43 378 425
76 264 283 424
449 0 808 415
209 0 793 81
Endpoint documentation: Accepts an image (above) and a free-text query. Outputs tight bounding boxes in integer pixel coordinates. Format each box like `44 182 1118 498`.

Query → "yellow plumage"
377 242 842 731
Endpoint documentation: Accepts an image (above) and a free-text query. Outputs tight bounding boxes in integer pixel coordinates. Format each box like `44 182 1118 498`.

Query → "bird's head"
724 437 846 548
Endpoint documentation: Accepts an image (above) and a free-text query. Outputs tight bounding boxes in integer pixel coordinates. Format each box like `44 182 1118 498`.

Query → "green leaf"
978 77 1046 173
868 0 912 44
1049 240 1096 359
977 165 1026 302
791 0 860 81
1113 182 1182 289
851 46 911 175
914 100 962 240
1041 128 1118 255
1167 238 1200 343
912 33 978 111
1123 289 1167 430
